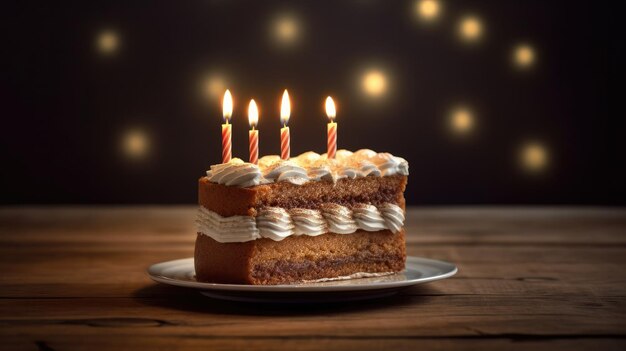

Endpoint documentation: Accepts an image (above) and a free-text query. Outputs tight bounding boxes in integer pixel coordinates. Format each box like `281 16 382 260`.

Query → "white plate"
148 256 457 303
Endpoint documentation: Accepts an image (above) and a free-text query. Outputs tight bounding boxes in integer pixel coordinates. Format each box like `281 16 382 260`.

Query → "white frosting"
205 149 408 188
196 207 260 243
197 203 404 243
256 207 294 241
320 203 359 234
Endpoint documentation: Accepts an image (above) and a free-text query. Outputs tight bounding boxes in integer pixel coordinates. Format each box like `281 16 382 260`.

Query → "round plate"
148 256 457 303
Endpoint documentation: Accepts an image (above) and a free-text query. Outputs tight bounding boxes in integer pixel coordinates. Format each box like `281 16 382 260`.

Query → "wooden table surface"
1 206 625 350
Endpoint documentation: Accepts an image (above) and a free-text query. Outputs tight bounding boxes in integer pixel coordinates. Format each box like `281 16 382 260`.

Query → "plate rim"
147 256 457 292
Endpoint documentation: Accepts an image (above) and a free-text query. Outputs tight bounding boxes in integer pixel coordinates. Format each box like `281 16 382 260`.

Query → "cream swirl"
256 207 294 241
206 158 264 187
289 208 328 236
371 153 409 176
196 207 259 242
320 203 359 234
197 202 405 243
379 203 405 233
263 160 309 185
352 204 388 232
205 149 408 187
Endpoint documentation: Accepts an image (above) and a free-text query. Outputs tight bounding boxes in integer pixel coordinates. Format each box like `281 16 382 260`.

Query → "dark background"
1 0 623 205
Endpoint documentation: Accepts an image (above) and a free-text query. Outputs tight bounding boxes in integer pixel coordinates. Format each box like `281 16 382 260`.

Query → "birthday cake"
194 149 408 284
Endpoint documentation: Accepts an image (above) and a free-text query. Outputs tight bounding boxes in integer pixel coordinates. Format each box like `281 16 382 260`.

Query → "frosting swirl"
256 207 294 241
289 208 328 236
197 202 405 243
320 203 359 234
352 204 388 232
205 149 409 188
196 207 260 243
206 158 264 187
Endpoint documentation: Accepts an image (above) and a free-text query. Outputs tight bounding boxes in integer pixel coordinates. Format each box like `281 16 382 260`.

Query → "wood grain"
0 206 625 350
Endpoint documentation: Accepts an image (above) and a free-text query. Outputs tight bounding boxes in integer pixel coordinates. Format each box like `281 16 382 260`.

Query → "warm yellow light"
325 96 336 121
203 74 227 101
459 16 482 41
122 129 149 159
450 108 474 134
281 89 291 126
222 89 233 122
97 30 119 54
362 70 387 97
521 142 548 172
248 99 259 128
514 44 535 68
417 0 440 20
274 15 299 44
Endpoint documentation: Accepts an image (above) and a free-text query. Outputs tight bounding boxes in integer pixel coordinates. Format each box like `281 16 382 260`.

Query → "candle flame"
222 89 233 122
281 89 290 126
248 99 259 128
325 96 336 120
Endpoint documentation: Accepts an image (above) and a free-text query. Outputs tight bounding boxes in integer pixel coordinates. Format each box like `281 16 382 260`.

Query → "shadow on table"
132 284 439 316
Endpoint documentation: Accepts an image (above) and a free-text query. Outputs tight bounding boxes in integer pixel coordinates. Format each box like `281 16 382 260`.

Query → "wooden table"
1 207 625 350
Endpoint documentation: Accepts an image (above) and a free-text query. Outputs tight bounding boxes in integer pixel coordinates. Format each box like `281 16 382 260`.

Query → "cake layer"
198 175 407 217
194 229 406 285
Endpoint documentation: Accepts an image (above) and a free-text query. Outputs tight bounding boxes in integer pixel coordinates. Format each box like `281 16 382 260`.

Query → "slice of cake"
194 149 408 285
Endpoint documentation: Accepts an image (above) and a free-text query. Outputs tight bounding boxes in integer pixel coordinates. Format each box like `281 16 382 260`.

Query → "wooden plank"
0 295 624 337
1 335 625 351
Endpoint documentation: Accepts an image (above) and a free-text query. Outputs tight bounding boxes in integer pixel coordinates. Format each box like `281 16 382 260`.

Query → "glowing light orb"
417 0 440 21
273 15 299 45
450 107 474 134
459 16 482 41
521 142 548 172
203 74 228 101
97 30 119 54
362 70 388 97
514 44 535 68
122 129 149 159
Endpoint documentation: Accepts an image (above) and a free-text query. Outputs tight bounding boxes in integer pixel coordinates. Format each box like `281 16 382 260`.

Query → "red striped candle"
221 89 233 163
280 90 291 160
325 96 337 159
221 123 231 163
248 99 259 165
280 126 290 160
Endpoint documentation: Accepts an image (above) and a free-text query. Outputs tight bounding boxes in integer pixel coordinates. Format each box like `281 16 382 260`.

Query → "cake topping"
205 149 408 188
206 158 265 187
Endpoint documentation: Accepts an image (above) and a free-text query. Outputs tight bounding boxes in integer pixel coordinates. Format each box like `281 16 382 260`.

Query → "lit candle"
280 90 291 160
325 96 337 159
221 89 233 163
248 99 259 165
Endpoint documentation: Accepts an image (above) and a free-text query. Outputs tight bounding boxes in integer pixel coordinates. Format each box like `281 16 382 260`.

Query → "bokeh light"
513 43 535 68
520 142 549 173
96 30 119 55
449 107 474 135
272 14 301 46
416 0 441 21
459 16 482 42
121 129 150 159
202 73 230 102
361 70 388 98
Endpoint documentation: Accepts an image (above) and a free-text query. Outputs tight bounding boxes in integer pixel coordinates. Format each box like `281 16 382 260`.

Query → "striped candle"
325 96 337 159
327 122 337 159
221 123 231 163
221 89 233 164
280 90 291 160
248 99 259 165
280 126 290 160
